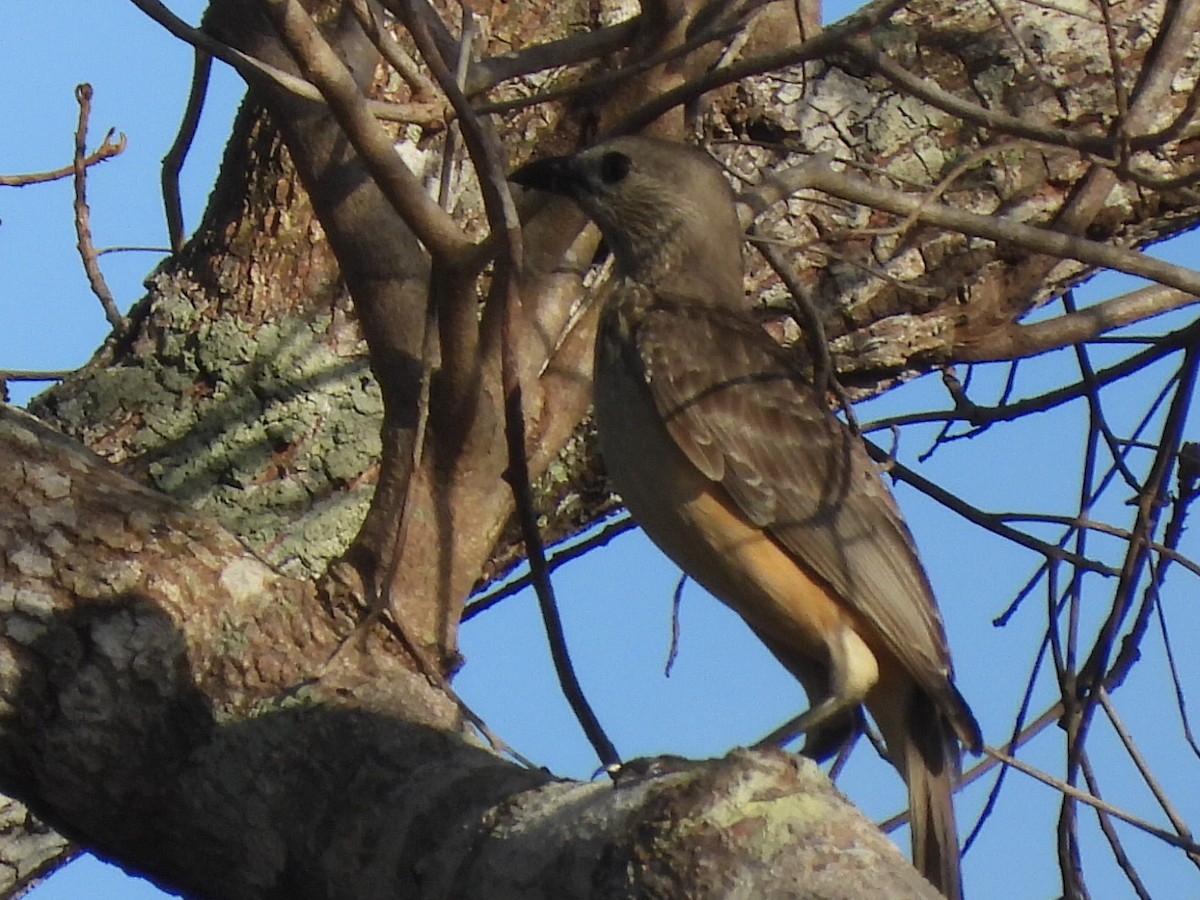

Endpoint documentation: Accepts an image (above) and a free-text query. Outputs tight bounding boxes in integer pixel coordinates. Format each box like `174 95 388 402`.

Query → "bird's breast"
592 325 849 664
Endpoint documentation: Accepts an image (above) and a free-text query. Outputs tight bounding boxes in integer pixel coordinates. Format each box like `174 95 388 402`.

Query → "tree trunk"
3 0 1198 895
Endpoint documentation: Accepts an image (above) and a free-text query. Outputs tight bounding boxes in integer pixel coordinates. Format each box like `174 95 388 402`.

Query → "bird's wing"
631 293 957 698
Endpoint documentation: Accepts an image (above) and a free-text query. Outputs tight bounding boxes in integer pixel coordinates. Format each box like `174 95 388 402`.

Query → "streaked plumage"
513 136 980 899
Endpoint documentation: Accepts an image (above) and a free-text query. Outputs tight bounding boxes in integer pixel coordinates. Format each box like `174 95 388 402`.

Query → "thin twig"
605 0 912 136
1080 343 1198 688
471 18 743 117
983 744 1200 854
752 228 859 432
360 597 539 768
254 0 468 260
97 245 172 256
0 129 125 187
71 85 126 334
987 513 1200 580
130 0 447 124
349 0 439 99
843 34 1115 157
1157 440 1200 758
1155 583 1200 760
466 18 640 95
161 49 212 251
402 0 619 770
664 572 687 677
1064 292 1142 490
0 370 75 383
861 317 1200 434
796 166 1200 299
957 692 1063 849
435 8 475 213
462 516 636 622
1097 687 1200 869
984 0 1068 111
863 444 1118 577
1079 750 1152 900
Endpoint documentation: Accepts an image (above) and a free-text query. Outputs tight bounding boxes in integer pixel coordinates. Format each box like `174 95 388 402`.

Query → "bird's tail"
871 683 966 900
903 701 963 900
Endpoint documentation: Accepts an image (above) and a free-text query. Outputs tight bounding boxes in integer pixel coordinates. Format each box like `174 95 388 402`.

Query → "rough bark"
4 0 1199 895
0 406 936 898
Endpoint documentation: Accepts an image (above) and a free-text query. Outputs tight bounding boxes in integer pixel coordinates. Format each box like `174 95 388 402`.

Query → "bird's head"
511 136 745 301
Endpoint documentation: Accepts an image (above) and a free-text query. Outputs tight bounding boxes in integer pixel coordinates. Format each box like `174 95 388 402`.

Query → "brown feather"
632 292 975 734
514 135 981 899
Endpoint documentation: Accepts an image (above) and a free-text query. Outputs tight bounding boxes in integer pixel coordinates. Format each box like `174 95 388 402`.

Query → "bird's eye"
598 151 632 185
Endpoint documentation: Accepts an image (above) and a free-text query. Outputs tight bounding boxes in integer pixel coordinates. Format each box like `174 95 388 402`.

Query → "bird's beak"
509 155 576 197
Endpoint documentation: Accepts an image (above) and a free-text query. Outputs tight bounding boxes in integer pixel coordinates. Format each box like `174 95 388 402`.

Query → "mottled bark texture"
1 405 937 896
3 0 1199 895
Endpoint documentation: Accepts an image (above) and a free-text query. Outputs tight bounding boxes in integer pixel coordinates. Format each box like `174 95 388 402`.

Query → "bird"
511 136 981 899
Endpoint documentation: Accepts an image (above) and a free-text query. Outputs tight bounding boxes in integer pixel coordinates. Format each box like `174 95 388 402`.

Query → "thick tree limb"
16 0 1200 893
0 407 941 899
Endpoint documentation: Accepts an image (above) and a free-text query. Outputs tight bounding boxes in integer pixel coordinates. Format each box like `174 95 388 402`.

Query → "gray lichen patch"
32 278 384 578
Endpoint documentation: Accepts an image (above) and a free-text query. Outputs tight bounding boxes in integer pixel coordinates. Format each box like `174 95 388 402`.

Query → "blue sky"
5 2 1198 898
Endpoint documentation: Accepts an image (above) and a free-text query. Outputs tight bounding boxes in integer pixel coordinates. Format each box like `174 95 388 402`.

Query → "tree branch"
71 84 126 334
130 0 447 124
0 130 125 188
954 285 1200 363
255 0 469 261
466 18 641 95
770 163 1200 298
160 49 212 251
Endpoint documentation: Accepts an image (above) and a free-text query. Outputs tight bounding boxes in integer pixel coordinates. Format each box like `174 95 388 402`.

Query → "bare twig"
994 357 1176 632
1097 687 1200 869
471 17 744 118
71 84 126 334
1155 585 1200 760
1062 292 1143 491
664 572 687 677
863 443 1118 577
401 0 619 770
254 0 468 260
983 744 1200 854
751 228 859 432
958 675 1063 849
97 245 172 257
462 516 636 622
161 49 212 251
843 35 1116 157
1079 750 1152 900
984 0 1068 112
0 129 125 187
988 514 1200 580
129 0 446 124
862 318 1200 435
604 0 913 136
466 18 641 95
1080 342 1198 689
0 370 75 383
792 165 1200 298
959 283 1200 364
435 9 475 213
341 586 539 769
348 0 438 99
1158 441 1200 758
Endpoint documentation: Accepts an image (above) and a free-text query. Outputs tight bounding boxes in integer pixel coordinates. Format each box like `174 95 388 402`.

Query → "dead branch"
71 84 126 334
0 129 125 187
